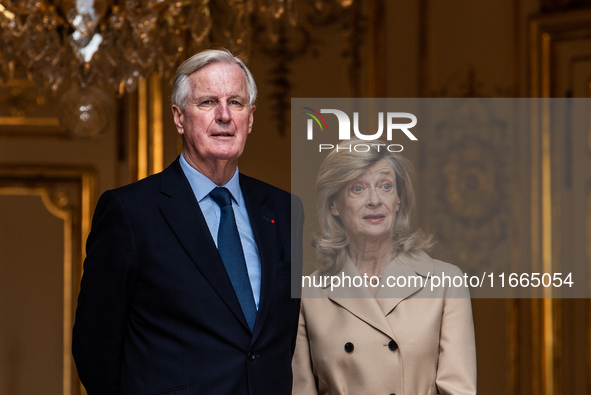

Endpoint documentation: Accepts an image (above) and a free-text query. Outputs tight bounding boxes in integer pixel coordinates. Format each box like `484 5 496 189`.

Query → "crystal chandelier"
0 0 353 95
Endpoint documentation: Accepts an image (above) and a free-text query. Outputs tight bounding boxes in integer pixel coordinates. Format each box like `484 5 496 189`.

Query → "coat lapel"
158 159 250 331
326 252 434 338
374 251 434 316
327 256 395 338
239 176 280 341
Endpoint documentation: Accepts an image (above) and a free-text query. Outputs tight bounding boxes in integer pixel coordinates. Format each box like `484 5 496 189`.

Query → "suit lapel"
158 159 250 331
239 176 280 341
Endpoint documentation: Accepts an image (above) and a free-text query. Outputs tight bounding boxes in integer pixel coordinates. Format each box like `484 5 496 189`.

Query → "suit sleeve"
72 190 139 394
290 195 305 356
292 301 319 395
435 266 477 395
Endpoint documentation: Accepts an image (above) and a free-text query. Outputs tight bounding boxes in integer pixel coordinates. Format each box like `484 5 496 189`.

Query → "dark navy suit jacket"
72 158 303 394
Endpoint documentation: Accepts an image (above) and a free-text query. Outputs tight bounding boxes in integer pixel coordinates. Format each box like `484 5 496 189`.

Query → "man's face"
172 62 255 169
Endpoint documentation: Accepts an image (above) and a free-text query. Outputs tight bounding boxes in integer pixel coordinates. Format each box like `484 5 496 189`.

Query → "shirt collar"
179 153 242 206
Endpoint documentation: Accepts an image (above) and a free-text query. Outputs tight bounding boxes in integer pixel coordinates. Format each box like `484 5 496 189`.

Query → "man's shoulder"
103 159 183 199
238 174 304 221
239 173 292 199
105 173 161 201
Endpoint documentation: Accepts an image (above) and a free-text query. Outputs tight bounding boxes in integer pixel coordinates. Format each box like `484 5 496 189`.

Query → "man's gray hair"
172 49 257 110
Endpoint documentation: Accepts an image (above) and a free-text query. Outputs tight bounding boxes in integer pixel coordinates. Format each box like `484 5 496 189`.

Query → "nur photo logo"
302 107 418 152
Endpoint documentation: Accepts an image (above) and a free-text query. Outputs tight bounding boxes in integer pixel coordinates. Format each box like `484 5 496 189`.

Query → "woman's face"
330 159 401 243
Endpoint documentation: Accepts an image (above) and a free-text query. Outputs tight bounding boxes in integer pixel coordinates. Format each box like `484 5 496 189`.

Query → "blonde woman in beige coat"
292 141 477 395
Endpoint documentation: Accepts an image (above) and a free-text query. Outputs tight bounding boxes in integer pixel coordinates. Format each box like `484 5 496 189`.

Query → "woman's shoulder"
394 251 472 298
300 268 331 298
398 250 466 277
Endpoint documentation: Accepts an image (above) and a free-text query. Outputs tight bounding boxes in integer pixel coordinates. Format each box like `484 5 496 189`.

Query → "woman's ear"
330 201 339 217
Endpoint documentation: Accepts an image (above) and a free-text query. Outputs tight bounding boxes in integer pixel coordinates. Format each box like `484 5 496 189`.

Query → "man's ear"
247 105 256 134
171 105 184 135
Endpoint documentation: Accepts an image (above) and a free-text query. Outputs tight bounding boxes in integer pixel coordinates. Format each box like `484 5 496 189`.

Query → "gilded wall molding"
0 79 115 140
0 165 96 395
529 8 591 97
128 75 165 182
527 95 557 395
529 10 591 393
0 79 67 139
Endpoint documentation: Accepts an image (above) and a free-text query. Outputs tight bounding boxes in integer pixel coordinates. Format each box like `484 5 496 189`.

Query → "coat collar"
325 255 393 337
324 251 434 338
374 251 433 315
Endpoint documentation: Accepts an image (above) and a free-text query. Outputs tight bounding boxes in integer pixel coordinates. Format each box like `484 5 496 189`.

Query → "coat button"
247 352 258 361
344 342 354 353
388 340 398 351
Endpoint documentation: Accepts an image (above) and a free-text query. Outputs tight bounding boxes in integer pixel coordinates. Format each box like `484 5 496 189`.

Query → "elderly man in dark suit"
72 49 303 394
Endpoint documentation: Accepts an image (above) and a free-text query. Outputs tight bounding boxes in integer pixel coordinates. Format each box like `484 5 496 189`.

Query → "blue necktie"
209 187 257 332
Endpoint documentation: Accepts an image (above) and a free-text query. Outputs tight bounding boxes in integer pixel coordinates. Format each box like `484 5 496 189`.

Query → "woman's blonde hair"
313 140 434 274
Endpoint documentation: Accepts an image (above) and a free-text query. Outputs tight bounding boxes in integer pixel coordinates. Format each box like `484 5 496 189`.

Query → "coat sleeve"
72 190 139 394
292 301 320 395
435 266 477 395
